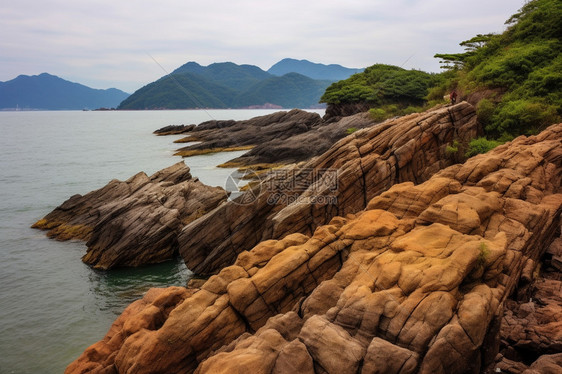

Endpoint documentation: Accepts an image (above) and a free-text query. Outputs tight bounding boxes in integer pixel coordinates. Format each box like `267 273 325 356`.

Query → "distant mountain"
233 73 331 109
267 58 364 81
119 61 333 110
0 73 129 110
172 62 272 91
118 72 236 110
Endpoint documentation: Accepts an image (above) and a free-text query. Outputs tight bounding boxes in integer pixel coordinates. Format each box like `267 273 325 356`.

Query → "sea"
0 109 323 373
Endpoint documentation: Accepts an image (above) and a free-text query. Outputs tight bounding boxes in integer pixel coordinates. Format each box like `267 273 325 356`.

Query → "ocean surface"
0 109 323 373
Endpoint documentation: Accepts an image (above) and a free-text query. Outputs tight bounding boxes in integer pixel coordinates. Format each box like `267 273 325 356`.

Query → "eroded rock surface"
155 109 376 166
33 162 227 269
66 122 562 373
168 109 324 159
179 102 478 275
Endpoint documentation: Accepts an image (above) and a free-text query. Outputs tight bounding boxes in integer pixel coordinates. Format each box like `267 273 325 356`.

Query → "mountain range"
0 73 129 110
268 58 364 80
0 59 364 111
118 59 364 110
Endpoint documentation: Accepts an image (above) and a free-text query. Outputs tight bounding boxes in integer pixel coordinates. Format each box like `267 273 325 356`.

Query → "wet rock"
33 162 227 269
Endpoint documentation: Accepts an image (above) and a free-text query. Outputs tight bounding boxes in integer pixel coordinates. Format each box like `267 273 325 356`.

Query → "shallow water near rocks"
0 109 322 373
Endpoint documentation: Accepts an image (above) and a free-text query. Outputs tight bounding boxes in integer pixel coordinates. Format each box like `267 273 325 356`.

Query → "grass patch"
465 137 502 157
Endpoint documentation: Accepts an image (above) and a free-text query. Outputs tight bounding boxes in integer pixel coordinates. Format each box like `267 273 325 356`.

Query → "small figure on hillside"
450 90 457 105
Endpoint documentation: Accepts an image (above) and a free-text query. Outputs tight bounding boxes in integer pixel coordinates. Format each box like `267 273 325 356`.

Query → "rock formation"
154 109 376 167
492 220 562 374
154 124 196 136
66 120 561 373
32 162 227 269
323 102 373 120
179 102 477 274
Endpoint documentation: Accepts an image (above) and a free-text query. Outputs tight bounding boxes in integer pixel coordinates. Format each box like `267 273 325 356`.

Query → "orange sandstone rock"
66 121 561 373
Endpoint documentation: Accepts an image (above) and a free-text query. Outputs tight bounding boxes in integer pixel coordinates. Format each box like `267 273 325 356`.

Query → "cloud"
0 0 524 92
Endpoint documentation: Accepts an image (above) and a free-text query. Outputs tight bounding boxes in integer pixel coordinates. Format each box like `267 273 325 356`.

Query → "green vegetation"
232 73 331 109
320 64 438 120
465 137 502 157
445 139 460 155
477 242 491 268
327 0 560 154
346 127 358 135
119 63 332 109
434 0 561 140
368 104 424 122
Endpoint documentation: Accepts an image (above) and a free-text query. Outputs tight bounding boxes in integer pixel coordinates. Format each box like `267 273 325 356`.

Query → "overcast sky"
1 0 524 93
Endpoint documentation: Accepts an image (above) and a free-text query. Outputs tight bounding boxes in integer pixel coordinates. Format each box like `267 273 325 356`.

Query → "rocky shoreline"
32 162 227 269
33 104 561 373
154 108 376 168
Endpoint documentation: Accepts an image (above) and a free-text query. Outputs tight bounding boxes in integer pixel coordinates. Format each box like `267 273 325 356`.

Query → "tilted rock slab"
170 109 324 159
32 162 227 269
157 108 376 166
66 123 562 373
179 102 477 274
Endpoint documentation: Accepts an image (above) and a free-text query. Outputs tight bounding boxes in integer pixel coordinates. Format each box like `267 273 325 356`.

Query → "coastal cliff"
178 102 477 274
65 121 562 374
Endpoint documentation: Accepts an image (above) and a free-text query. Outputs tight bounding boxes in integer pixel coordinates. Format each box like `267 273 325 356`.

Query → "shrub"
476 98 495 127
489 99 558 135
465 137 502 157
369 108 387 122
402 106 423 115
346 127 358 135
445 139 460 154
321 64 436 107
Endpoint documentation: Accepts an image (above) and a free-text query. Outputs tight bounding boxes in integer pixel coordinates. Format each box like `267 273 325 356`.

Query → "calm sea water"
0 109 323 373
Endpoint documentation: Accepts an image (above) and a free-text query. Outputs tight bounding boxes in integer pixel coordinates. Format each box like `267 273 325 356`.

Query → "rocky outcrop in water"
66 122 562 374
179 102 477 274
153 124 196 135
154 109 376 167
32 162 227 269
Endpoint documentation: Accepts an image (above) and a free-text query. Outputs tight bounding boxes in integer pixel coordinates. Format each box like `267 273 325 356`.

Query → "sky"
1 0 525 93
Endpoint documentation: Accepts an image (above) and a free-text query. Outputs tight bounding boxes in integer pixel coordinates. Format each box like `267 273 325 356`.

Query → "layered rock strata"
32 162 227 269
179 102 477 274
169 109 324 158
66 124 562 373
154 109 376 166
